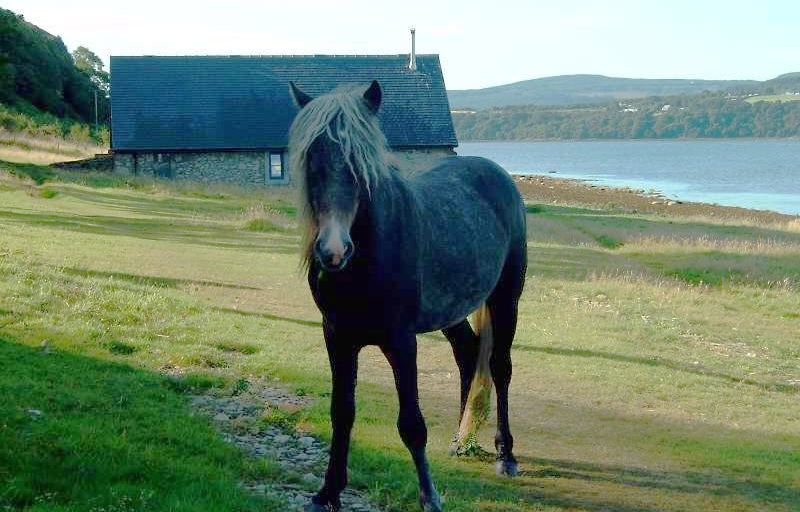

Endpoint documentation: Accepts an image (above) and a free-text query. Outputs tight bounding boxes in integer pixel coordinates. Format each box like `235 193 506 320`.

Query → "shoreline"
513 174 799 223
459 137 800 143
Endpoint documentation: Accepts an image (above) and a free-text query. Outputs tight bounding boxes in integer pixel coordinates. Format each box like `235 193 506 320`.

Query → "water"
457 140 800 215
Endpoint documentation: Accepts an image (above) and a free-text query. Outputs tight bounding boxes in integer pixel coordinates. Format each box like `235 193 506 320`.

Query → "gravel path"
190 381 382 512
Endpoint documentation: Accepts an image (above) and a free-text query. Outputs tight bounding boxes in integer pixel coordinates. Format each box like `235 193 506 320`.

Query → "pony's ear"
289 81 313 108
363 80 382 114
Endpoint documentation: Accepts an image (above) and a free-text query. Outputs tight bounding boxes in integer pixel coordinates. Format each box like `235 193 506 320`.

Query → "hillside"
453 91 800 141
0 8 108 163
448 73 800 110
0 7 107 123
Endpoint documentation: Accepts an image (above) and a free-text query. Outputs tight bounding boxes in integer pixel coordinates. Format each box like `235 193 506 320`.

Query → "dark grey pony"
288 80 527 512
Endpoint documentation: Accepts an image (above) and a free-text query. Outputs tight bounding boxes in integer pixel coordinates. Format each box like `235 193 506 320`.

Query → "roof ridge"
111 54 440 59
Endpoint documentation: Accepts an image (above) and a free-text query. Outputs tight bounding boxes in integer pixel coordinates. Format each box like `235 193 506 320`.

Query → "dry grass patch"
0 131 103 164
783 217 800 233
621 235 800 256
239 203 296 232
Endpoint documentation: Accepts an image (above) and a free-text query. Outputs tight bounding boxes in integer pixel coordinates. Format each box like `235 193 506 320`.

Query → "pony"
288 80 527 512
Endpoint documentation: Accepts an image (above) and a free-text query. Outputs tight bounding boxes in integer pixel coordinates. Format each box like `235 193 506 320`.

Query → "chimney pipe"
409 27 417 71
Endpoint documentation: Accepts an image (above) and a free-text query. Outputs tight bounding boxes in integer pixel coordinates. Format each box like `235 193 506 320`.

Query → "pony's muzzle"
314 238 354 272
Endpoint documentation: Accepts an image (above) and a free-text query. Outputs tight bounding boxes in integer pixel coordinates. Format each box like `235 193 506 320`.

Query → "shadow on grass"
63 186 253 218
349 436 799 512
515 344 799 394
0 209 298 252
62 267 262 291
513 455 800 510
0 334 276 512
215 306 322 329
56 185 297 224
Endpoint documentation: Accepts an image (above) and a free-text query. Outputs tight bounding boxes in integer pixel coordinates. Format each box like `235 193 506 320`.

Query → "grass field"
745 94 800 104
1 160 798 511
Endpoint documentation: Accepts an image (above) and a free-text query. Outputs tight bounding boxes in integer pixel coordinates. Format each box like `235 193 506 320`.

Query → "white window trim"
268 151 284 180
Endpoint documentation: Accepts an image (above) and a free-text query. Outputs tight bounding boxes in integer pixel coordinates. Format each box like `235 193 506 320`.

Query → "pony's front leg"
383 334 443 512
308 325 359 512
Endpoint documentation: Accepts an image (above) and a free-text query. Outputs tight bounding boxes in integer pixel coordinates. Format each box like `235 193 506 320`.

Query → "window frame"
268 151 284 181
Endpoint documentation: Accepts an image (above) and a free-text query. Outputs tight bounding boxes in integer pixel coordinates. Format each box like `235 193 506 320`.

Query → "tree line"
453 93 800 140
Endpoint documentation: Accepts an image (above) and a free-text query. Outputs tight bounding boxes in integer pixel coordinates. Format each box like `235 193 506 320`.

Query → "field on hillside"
0 132 105 165
1 161 799 512
745 94 800 104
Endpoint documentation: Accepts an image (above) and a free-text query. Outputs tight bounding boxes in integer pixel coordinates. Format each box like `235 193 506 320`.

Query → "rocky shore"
513 175 797 223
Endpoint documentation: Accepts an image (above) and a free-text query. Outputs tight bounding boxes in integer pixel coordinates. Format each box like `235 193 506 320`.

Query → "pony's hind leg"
487 250 525 477
382 334 442 512
487 297 519 476
442 319 479 423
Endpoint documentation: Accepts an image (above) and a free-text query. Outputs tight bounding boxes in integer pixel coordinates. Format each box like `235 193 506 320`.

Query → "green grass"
594 234 623 250
0 337 282 512
243 217 283 232
39 187 58 199
1 162 799 511
745 94 800 104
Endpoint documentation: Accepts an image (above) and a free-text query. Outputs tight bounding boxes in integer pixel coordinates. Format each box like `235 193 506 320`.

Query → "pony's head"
288 80 391 272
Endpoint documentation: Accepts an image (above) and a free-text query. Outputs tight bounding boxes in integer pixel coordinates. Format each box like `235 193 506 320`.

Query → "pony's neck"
357 168 413 244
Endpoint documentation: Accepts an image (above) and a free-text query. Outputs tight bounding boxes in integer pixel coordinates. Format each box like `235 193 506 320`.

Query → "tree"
0 8 110 127
72 46 108 95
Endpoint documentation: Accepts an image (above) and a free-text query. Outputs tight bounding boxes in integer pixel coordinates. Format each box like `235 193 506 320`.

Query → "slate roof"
110 54 457 151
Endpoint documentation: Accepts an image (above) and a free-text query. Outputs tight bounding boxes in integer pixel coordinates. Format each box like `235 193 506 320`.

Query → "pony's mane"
288 85 396 270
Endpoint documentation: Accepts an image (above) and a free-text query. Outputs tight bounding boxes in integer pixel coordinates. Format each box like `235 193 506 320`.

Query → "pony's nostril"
343 241 354 259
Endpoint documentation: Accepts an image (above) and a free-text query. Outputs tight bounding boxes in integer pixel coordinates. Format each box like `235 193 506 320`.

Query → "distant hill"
447 74 800 110
764 72 800 91
453 91 800 141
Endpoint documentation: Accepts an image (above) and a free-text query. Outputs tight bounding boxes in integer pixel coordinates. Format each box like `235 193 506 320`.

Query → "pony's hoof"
304 503 339 512
495 458 519 477
305 494 341 512
420 491 443 512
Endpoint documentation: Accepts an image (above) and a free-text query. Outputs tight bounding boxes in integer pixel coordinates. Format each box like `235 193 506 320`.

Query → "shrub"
68 123 91 144
39 187 58 199
240 204 291 232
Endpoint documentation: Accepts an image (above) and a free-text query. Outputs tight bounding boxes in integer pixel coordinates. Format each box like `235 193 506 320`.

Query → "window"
268 152 284 180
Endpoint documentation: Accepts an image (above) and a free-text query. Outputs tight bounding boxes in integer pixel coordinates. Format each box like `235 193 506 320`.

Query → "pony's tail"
454 303 494 451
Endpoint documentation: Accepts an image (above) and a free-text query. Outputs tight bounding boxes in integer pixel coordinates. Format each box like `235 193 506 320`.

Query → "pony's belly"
415 257 503 333
415 301 483 333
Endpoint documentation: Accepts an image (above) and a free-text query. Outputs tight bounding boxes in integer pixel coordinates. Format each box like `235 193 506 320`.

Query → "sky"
6 0 800 90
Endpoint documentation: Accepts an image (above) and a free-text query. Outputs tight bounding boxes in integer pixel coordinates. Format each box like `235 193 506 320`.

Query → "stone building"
110 54 457 185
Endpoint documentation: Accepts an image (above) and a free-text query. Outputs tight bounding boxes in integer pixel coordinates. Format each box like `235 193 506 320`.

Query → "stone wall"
113 146 457 185
113 150 290 186
113 153 135 175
